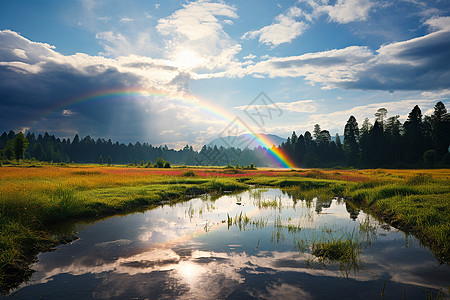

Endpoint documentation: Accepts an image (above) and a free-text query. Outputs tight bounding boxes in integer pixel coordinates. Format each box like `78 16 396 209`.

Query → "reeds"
0 165 449 292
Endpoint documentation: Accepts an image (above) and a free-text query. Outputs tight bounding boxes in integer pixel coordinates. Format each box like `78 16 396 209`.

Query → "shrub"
243 163 256 170
182 170 197 177
154 158 165 168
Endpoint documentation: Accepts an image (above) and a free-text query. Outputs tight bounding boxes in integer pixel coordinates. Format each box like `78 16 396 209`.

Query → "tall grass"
0 165 449 292
311 236 361 273
346 173 450 263
0 165 249 293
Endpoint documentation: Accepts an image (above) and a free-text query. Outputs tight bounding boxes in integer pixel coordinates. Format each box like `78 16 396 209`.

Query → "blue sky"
1 0 449 148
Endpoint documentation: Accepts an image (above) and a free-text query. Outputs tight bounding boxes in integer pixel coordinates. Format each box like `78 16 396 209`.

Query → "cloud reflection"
17 189 449 299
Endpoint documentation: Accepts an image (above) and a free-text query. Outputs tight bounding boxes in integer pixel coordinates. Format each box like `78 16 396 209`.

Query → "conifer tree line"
0 129 275 167
0 101 449 168
280 101 450 168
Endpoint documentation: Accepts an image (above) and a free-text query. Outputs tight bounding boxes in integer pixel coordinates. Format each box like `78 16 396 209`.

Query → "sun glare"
176 261 205 285
174 49 205 70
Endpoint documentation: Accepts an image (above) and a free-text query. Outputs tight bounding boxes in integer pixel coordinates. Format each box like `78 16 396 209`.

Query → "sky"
0 0 449 149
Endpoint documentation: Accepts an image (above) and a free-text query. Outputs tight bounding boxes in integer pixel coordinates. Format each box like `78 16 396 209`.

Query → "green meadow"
0 164 449 293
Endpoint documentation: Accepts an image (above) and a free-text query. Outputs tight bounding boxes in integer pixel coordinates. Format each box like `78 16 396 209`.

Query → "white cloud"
120 17 134 23
12 48 28 59
230 17 450 91
319 0 373 24
174 13 450 92
157 0 237 40
300 0 374 24
97 16 110 22
96 31 127 44
62 109 76 116
242 6 308 47
77 1 160 58
421 89 450 99
423 108 434 116
425 16 450 31
245 46 373 89
306 99 438 133
0 30 200 133
156 0 241 71
95 31 156 57
243 54 256 60
235 100 317 113
0 30 240 147
0 30 57 64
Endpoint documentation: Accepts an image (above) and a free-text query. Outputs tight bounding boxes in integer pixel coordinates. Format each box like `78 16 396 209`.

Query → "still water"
6 189 450 299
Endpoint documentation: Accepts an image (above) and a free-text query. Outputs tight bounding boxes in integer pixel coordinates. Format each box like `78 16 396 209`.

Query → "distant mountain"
207 133 286 150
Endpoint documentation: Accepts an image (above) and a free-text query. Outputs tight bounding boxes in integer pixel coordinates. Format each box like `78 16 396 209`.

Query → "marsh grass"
258 198 281 209
405 173 433 185
283 186 336 204
71 171 102 176
0 166 249 293
346 172 450 262
0 217 54 293
311 238 360 263
0 165 449 293
308 230 362 276
358 216 378 244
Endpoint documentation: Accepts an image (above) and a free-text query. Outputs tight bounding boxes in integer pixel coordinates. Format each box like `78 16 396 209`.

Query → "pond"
4 189 449 299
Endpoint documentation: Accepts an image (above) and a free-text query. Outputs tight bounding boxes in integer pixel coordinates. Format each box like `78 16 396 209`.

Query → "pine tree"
403 105 425 163
313 124 321 140
431 101 449 156
359 118 372 166
13 132 29 160
374 108 388 128
385 115 402 164
369 120 384 167
343 116 360 166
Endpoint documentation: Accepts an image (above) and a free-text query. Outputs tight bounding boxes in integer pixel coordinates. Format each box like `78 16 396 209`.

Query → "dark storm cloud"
344 30 450 91
0 59 142 137
248 18 450 91
0 30 185 142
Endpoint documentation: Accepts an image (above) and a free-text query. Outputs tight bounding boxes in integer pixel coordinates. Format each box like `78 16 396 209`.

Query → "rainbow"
45 87 296 168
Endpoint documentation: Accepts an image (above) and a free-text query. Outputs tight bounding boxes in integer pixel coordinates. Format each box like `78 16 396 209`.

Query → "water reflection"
4 189 449 299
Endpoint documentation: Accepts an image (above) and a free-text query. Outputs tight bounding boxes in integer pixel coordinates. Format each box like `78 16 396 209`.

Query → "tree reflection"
345 202 360 220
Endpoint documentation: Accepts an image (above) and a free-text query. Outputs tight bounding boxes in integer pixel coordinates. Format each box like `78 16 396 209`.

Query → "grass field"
1 163 449 293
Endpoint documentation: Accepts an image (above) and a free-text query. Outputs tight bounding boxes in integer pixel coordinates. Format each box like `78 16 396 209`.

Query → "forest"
1 101 449 168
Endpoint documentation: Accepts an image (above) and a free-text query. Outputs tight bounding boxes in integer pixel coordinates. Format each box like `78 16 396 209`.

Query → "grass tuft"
0 165 449 293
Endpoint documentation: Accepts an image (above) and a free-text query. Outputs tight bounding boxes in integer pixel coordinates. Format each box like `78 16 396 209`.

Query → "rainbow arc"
44 87 296 168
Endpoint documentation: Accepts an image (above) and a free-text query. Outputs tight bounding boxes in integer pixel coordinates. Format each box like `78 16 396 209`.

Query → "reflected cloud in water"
7 189 449 299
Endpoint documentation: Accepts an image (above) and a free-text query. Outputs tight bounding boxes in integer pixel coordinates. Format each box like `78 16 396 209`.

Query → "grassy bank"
346 173 450 263
247 170 450 263
0 165 449 293
0 165 248 293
